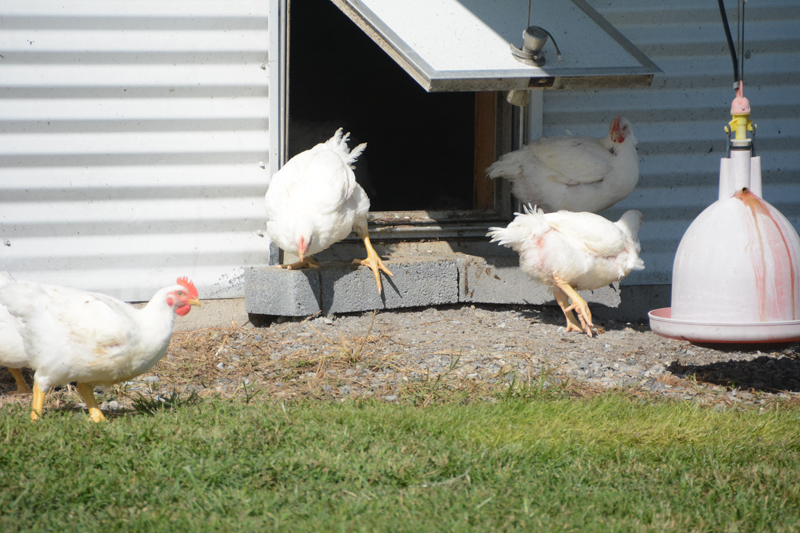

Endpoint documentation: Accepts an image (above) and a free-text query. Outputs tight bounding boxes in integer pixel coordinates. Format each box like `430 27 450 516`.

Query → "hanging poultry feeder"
649 87 800 343
649 0 800 344
650 81 800 343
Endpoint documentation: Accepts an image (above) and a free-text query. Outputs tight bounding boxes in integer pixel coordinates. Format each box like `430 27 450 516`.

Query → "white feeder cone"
672 178 800 323
650 146 800 343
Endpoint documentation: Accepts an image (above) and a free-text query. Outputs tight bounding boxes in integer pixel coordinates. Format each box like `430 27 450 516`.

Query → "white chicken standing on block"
488 206 644 337
0 272 32 395
487 116 639 213
265 128 393 292
0 277 201 422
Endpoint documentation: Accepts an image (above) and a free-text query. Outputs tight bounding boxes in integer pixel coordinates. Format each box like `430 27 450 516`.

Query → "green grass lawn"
1 392 798 532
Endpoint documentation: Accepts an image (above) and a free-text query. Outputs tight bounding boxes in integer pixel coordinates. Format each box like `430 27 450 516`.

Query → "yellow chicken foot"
354 234 394 293
31 382 46 421
553 276 594 337
8 368 32 395
552 287 584 335
76 382 106 423
279 257 322 270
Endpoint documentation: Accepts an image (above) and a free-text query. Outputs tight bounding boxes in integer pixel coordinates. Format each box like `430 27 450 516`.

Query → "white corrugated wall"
0 1 270 301
543 0 800 285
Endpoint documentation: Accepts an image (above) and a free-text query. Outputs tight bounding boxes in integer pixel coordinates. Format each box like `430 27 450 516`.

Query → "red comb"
176 277 198 298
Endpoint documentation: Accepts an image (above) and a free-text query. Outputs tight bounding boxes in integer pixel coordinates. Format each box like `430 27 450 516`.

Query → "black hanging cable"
736 0 742 77
717 0 739 83
740 0 746 83
526 0 532 27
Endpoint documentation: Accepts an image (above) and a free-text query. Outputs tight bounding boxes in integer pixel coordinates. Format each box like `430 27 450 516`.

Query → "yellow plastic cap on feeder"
726 81 754 141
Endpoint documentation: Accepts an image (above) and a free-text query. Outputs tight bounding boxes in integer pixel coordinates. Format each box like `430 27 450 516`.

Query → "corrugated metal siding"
542 0 800 285
0 1 270 301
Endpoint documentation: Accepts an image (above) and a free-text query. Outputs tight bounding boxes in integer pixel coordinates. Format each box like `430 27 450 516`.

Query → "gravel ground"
3 303 800 415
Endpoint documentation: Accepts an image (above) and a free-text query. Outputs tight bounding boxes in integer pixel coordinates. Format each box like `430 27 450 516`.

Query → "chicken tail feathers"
487 205 548 250
325 128 367 169
486 153 524 181
487 224 528 249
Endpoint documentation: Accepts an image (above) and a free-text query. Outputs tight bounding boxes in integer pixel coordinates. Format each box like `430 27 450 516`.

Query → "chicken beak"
188 298 202 307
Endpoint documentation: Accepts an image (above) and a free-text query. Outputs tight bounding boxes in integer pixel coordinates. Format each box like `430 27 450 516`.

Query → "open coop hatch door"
267 0 660 258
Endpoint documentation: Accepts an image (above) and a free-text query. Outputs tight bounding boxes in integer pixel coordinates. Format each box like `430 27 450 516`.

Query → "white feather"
265 128 370 256
487 117 639 213
0 272 29 373
0 280 194 392
488 207 644 290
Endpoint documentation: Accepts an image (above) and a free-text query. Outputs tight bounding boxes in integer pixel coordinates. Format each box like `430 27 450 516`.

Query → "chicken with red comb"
487 116 639 213
0 277 201 422
264 128 394 293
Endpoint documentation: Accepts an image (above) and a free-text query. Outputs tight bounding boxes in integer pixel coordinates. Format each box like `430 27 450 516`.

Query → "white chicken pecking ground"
264 128 393 292
487 116 639 213
488 206 644 337
0 272 33 395
0 276 201 422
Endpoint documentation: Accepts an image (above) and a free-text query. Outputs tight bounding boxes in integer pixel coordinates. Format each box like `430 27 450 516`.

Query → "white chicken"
487 116 639 213
0 272 32 395
0 277 201 422
488 206 644 337
265 128 393 292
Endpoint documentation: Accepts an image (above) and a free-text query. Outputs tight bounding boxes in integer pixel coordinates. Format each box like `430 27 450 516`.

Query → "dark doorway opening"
288 0 476 211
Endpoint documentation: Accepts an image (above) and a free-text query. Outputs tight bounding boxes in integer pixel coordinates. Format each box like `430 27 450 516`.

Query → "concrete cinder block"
245 254 624 318
455 254 622 307
245 266 321 316
245 257 460 316
320 258 459 314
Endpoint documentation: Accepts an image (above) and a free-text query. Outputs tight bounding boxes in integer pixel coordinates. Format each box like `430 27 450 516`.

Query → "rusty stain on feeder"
735 188 799 321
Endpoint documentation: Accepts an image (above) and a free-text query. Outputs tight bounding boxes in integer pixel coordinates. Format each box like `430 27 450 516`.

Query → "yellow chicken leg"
279 257 322 270
8 368 32 395
553 276 594 337
31 382 45 421
76 382 106 423
354 232 394 293
552 287 584 335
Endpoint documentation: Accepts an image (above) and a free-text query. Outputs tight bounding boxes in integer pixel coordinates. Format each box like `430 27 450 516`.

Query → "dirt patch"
3 303 799 414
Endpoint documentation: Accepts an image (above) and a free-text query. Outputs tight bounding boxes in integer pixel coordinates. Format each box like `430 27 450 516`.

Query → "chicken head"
609 116 636 145
169 277 202 317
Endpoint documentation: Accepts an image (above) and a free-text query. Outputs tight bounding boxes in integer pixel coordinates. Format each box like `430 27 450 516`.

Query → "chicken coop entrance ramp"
330 0 660 92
